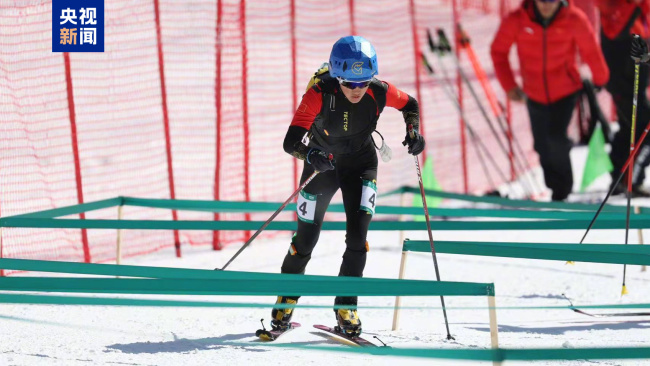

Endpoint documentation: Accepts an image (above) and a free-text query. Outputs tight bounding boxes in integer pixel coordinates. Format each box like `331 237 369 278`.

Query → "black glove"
306 149 334 172
631 34 650 63
583 78 603 92
402 129 426 155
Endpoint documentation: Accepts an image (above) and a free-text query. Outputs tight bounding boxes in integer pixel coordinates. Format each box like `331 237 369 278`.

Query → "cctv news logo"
52 0 104 52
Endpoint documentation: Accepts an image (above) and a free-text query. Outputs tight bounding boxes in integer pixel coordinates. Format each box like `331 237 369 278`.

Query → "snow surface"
1 146 650 366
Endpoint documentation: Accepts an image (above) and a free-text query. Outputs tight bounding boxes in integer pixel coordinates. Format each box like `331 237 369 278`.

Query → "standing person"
491 0 609 201
597 0 650 197
269 36 425 337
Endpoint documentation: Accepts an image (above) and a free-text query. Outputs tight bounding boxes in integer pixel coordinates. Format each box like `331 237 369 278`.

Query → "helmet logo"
352 62 363 75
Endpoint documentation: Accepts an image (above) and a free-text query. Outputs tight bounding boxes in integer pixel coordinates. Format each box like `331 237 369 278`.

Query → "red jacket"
491 0 609 104
597 0 650 39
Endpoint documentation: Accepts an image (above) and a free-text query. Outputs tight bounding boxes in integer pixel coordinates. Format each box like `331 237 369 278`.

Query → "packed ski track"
0 147 649 366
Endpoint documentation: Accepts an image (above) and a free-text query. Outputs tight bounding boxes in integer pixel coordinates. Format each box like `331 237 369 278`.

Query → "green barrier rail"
1 292 649 312
260 344 650 362
0 291 642 365
3 187 641 223
0 277 493 297
8 197 123 219
2 293 647 364
0 258 492 296
4 217 650 231
382 186 632 212
6 196 645 221
0 293 286 308
0 258 393 281
0 259 491 296
117 197 650 220
403 240 650 265
6 192 650 220
0 290 644 363
0 294 494 309
124 197 335 214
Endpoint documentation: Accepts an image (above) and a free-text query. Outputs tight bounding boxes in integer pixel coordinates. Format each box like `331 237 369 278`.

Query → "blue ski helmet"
329 36 378 82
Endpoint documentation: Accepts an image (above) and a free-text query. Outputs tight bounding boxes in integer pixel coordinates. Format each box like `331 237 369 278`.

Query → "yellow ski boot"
335 308 362 337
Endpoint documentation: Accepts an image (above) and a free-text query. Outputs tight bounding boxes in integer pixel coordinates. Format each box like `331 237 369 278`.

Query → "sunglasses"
536 0 558 2
338 78 371 89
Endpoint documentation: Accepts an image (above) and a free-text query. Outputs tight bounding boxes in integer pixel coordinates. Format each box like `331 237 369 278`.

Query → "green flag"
412 157 443 221
580 125 613 192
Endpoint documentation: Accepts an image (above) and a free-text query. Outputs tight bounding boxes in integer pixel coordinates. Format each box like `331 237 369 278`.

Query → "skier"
597 0 650 197
270 35 425 337
490 0 609 201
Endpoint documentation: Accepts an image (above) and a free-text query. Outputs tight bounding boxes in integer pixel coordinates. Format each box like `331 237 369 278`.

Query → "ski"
562 294 650 318
313 324 379 347
569 307 650 318
256 320 301 342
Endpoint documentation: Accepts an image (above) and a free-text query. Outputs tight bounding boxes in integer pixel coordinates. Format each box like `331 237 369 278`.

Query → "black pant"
609 87 650 186
602 33 650 186
281 144 378 307
527 93 578 201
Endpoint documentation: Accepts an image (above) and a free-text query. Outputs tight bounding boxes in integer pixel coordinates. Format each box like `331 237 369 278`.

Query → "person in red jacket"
491 0 609 201
597 0 650 197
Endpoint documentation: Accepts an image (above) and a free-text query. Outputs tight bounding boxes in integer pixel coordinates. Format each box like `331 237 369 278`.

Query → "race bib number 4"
297 190 317 223
360 180 377 215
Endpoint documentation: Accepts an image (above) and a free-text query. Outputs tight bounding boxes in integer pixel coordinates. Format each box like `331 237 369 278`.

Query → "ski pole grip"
426 28 437 52
456 23 471 47
436 28 452 53
402 125 415 147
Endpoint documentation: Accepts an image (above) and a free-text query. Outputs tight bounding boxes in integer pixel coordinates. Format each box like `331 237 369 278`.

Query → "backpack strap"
305 62 331 92
369 79 387 114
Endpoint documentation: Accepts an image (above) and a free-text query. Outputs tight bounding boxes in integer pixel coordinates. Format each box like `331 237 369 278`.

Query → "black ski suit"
281 72 419 307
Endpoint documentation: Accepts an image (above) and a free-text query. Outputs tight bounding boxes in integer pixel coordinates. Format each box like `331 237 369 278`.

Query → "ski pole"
578 66 650 244
622 57 642 295
421 52 506 193
451 25 543 194
579 147 638 245
423 37 516 196
435 27 509 155
404 125 454 340
421 48 510 196
456 64 536 197
423 33 458 107
579 114 650 244
432 28 538 198
217 165 325 271
438 27 542 196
